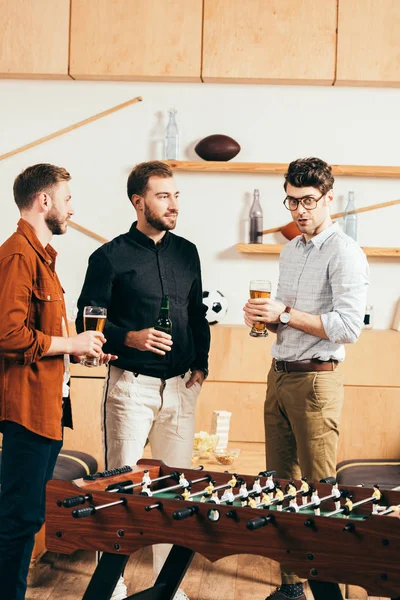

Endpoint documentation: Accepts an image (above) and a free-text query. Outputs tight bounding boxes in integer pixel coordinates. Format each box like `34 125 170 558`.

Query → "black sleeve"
188 247 210 372
76 249 129 353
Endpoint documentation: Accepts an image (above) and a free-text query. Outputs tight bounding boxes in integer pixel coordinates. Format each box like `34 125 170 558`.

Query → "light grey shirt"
272 223 369 362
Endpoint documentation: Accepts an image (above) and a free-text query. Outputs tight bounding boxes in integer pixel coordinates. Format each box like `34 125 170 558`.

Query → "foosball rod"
107 471 180 493
379 504 400 516
189 479 240 500
325 494 376 518
294 491 341 513
107 466 205 494
150 474 212 497
72 497 127 518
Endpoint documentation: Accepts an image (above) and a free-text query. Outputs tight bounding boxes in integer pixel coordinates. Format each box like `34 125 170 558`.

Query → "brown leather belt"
273 359 338 373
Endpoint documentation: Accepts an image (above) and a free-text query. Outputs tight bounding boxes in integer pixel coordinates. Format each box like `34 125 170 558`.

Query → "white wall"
0 79 399 328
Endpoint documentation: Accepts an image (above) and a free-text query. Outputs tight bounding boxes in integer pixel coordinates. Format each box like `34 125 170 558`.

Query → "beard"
45 208 67 235
144 202 177 231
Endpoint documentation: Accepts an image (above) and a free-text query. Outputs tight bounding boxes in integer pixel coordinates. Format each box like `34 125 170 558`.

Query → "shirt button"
47 295 51 300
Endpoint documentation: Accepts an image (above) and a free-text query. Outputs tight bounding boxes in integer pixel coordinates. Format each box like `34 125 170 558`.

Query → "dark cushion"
336 458 400 489
0 448 97 481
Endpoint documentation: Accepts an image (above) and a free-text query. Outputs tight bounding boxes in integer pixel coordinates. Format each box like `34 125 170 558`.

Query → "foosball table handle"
246 514 275 530
62 493 93 508
172 505 199 521
72 505 96 518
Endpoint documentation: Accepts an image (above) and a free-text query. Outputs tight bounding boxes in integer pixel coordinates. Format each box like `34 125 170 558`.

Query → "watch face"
280 311 291 324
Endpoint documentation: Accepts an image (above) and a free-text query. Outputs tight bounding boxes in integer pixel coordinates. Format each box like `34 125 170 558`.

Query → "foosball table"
45 459 400 600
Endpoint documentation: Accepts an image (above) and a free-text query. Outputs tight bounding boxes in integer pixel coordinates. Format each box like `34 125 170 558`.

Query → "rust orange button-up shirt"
0 219 67 440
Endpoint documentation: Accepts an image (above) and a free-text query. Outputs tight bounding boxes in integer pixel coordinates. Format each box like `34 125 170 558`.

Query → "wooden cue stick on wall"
0 96 143 162
1 95 143 244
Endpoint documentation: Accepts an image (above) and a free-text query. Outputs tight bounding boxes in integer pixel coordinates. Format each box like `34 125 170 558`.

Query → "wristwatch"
192 367 208 380
279 306 292 325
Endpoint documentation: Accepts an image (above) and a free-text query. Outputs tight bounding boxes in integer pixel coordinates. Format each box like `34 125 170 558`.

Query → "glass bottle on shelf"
344 190 357 241
249 189 263 243
164 109 179 160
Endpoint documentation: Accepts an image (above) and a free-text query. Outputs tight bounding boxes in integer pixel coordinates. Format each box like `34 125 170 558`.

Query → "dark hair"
13 163 71 211
284 157 334 195
127 161 173 201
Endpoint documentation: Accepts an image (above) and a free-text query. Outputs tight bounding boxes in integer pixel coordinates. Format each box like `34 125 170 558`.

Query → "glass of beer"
80 306 107 367
249 280 271 337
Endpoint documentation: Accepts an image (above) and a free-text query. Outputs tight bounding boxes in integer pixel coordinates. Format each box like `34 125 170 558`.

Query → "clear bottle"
249 189 263 243
164 109 179 160
344 190 357 241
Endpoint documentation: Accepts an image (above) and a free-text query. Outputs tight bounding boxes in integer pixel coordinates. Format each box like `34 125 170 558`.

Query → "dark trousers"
0 421 62 600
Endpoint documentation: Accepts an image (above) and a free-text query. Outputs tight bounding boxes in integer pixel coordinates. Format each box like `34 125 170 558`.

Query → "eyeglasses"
283 193 325 211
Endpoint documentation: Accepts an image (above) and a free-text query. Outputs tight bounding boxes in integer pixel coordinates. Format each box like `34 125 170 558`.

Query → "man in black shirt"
76 161 210 600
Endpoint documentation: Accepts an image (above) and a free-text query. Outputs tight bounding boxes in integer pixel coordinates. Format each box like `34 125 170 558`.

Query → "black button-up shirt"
76 222 210 379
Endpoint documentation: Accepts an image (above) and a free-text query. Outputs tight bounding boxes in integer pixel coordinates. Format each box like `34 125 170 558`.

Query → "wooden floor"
26 443 388 600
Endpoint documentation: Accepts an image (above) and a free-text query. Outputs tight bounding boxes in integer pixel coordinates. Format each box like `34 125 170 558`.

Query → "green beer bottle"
154 295 172 359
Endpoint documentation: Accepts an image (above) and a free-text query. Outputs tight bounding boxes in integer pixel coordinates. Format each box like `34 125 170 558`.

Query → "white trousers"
102 366 201 576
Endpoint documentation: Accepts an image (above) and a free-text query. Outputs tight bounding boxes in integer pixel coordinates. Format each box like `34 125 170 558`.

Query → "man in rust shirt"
0 164 107 600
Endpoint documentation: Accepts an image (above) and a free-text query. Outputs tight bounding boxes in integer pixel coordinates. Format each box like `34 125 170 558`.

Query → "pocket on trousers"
312 372 341 410
176 373 200 438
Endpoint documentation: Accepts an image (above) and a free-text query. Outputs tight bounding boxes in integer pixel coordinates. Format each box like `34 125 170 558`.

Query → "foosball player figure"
247 496 258 509
332 482 341 510
142 469 152 486
266 473 275 498
311 488 321 516
205 479 215 495
372 484 381 514
300 477 310 505
344 495 353 518
210 490 220 504
239 482 249 507
252 476 262 501
200 492 211 503
179 472 190 488
274 484 284 511
261 491 271 508
228 474 238 488
221 485 235 505
181 486 191 501
140 482 152 497
288 496 299 512
285 479 297 498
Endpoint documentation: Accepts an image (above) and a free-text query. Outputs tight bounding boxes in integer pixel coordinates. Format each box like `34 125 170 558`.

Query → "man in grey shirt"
243 157 369 600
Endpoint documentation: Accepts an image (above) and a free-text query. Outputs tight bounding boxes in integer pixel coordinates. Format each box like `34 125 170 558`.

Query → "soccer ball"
202 290 228 325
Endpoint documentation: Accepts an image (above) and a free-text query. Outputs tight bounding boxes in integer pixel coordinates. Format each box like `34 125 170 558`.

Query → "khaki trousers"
264 366 344 584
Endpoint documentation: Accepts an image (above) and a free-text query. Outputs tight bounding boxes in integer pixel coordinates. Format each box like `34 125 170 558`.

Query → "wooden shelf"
236 244 400 258
165 160 400 178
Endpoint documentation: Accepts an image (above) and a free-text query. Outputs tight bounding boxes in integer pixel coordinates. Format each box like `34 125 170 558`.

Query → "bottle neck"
159 295 170 317
346 192 356 211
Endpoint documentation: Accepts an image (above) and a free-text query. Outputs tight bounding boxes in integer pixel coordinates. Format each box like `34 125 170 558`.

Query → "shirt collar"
17 218 57 267
296 222 340 250
128 221 170 250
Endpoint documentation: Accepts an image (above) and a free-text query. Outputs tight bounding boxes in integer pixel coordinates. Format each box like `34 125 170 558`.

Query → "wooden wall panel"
208 325 400 388
70 0 202 81
195 382 266 442
337 386 400 462
64 376 106 470
202 0 337 85
0 0 70 78
197 383 400 464
336 0 400 87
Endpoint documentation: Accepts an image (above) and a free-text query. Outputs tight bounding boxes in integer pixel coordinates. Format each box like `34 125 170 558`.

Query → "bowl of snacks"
193 431 219 458
213 448 241 466
191 449 202 466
